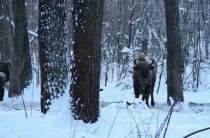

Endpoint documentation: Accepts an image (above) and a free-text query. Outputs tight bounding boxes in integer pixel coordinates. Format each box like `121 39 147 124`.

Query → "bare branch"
183 127 210 138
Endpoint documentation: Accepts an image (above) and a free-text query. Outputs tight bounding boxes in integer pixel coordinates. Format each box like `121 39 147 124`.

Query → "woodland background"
0 1 210 136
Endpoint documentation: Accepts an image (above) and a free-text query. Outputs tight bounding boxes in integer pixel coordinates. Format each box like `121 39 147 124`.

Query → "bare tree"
179 0 210 89
101 0 166 84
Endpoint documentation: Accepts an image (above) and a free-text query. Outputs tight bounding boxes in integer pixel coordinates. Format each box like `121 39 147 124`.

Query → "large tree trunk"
38 0 68 114
164 0 184 104
70 0 104 123
9 0 31 97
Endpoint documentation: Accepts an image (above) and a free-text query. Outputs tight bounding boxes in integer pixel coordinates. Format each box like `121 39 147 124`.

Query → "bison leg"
151 85 155 106
133 83 140 98
142 95 145 101
144 94 149 107
151 93 155 106
144 86 151 107
0 84 4 101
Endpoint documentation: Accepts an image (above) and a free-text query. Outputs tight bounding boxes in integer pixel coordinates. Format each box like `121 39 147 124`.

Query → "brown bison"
0 60 11 101
132 53 157 106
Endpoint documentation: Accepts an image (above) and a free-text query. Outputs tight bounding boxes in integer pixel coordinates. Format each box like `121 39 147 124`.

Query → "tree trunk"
9 0 31 97
141 38 148 55
70 0 104 123
38 0 68 114
0 0 12 60
164 0 184 104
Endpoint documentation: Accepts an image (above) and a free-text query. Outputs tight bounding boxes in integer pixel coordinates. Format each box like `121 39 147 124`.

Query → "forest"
0 0 210 138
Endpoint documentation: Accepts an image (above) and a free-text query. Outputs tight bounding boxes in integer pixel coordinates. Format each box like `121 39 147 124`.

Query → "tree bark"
9 0 31 97
38 0 68 114
164 0 184 104
0 0 12 60
70 0 104 123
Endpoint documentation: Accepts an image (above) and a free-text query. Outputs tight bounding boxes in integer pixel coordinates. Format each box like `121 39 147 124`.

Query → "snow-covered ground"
0 66 210 138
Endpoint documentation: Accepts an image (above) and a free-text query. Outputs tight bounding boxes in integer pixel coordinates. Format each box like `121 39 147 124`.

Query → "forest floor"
0 84 210 138
1 96 210 114
1 65 210 138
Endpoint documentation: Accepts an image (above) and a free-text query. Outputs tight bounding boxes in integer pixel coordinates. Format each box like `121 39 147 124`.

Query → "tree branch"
183 127 210 138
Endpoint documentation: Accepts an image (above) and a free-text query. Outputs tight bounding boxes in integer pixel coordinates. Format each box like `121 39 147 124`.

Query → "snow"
132 18 143 25
0 72 6 79
121 47 131 53
1 65 210 138
28 29 38 38
0 15 4 20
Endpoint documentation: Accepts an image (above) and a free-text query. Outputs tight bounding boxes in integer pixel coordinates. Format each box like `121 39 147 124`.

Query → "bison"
0 60 11 101
132 53 157 107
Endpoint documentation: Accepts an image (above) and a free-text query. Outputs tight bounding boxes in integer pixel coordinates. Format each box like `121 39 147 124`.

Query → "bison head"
0 60 11 82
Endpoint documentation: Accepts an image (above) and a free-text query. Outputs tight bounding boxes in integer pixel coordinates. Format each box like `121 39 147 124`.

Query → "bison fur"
132 53 157 107
0 60 11 101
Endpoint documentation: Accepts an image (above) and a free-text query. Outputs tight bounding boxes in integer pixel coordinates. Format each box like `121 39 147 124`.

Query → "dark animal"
132 53 157 106
0 60 11 101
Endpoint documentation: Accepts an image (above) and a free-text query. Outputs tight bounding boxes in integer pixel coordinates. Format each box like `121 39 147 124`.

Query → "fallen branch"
188 102 210 107
183 127 210 138
100 101 123 108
